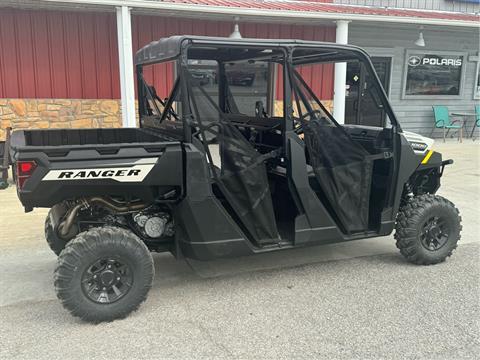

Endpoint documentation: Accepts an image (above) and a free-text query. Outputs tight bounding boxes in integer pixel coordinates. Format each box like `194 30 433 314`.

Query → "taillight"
16 160 37 189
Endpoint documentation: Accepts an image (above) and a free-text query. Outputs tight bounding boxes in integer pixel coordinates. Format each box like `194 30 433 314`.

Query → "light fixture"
415 26 426 47
229 16 242 39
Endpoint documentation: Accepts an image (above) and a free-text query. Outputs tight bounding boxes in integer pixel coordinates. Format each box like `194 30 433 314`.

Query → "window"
187 58 272 117
187 59 219 104
224 60 270 116
404 51 466 98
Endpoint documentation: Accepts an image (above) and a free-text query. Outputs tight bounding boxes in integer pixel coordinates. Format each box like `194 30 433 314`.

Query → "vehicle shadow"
151 236 405 286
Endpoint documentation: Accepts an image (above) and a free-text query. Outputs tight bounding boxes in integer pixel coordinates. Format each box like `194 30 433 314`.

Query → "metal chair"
471 105 480 140
431 106 462 142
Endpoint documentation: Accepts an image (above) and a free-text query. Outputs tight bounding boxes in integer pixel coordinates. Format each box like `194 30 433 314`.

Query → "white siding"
349 23 479 137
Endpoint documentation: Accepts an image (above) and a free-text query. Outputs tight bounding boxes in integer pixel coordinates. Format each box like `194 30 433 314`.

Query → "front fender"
410 150 453 195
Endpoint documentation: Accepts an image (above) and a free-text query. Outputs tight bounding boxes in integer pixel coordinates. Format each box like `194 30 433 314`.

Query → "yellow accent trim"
422 150 434 164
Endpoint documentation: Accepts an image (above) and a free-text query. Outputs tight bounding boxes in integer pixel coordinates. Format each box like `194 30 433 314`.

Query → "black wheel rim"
81 257 133 304
420 216 449 251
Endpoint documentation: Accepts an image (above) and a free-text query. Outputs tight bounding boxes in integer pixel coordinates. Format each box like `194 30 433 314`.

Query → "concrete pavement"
0 141 479 359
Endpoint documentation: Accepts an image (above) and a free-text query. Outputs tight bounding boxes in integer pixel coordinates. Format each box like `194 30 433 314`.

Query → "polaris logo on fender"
409 142 428 151
42 163 155 182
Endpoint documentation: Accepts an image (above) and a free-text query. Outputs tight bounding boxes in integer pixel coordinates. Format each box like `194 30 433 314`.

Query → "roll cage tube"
134 37 401 130
137 40 401 143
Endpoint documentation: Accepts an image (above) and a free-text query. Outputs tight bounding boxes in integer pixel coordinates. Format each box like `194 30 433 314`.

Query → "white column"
116 6 136 128
333 20 350 124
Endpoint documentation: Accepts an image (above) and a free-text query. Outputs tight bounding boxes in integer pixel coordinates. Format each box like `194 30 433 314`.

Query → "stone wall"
273 100 334 116
0 99 122 140
0 98 335 141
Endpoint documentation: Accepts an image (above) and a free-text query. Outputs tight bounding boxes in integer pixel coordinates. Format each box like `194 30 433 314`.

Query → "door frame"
372 56 392 97
362 47 394 98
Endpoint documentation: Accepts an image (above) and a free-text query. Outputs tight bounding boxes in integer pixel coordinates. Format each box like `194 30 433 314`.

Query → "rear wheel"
395 194 461 265
54 226 154 323
45 212 68 256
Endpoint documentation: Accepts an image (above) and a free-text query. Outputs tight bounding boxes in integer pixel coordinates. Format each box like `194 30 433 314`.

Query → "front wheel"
54 226 154 323
395 194 461 265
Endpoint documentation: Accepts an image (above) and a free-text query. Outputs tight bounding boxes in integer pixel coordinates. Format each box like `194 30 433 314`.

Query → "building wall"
0 99 122 140
131 15 335 101
0 9 120 99
349 23 479 136
0 8 335 139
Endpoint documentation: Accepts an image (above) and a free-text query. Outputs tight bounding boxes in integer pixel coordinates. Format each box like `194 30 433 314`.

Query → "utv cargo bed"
10 128 184 209
12 128 176 148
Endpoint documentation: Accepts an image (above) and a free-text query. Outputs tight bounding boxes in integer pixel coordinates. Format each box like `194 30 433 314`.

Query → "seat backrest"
432 106 450 127
475 105 480 124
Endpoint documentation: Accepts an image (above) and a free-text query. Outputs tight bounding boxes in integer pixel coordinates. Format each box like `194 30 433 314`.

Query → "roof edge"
20 0 480 28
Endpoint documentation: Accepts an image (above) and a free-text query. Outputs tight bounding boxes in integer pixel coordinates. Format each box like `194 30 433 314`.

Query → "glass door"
345 57 391 127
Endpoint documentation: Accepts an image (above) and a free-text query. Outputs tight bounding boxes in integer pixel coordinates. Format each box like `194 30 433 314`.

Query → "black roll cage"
134 36 404 239
135 37 402 144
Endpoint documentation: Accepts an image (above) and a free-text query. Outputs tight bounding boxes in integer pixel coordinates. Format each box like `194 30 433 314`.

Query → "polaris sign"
408 55 462 67
421 57 462 67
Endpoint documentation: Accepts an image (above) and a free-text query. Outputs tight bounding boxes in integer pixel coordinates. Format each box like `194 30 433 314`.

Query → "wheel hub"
81 258 133 304
100 270 115 286
420 216 449 251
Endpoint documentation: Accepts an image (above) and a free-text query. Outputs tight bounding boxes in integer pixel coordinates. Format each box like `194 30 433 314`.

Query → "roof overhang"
3 0 479 28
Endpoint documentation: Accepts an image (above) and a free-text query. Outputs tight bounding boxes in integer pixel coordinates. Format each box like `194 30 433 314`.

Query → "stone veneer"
273 100 334 116
0 98 334 141
0 99 122 140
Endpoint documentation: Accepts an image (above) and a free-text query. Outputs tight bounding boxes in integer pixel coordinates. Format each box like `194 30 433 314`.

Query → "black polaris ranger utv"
9 36 461 323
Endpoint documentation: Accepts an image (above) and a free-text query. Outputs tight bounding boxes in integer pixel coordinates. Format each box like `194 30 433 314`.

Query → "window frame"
474 58 480 100
401 49 468 100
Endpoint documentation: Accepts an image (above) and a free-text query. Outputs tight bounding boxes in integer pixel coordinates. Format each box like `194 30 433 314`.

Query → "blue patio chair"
471 105 480 139
431 106 462 142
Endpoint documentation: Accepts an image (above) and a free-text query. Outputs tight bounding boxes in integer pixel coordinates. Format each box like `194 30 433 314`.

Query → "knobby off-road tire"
45 212 68 256
395 194 461 265
54 226 154 323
